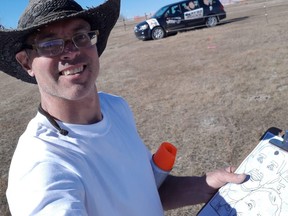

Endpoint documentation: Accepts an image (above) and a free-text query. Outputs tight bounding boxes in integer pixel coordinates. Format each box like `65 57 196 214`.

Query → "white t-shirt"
7 92 164 216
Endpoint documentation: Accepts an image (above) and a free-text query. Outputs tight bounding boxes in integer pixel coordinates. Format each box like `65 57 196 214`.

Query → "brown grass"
1 0 288 215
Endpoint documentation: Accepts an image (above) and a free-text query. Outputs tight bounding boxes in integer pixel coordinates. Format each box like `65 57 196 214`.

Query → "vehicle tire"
206 16 218 27
151 27 165 40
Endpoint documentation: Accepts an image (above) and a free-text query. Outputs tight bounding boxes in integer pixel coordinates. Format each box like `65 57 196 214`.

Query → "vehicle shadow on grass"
220 16 250 25
176 16 250 34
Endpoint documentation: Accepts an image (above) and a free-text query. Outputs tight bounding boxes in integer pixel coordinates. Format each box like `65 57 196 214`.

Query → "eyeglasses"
26 30 99 57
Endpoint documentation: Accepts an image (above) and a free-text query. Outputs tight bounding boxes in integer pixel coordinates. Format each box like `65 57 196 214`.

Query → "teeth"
62 66 83 75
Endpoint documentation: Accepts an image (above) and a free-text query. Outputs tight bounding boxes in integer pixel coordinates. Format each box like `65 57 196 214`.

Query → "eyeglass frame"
24 30 99 57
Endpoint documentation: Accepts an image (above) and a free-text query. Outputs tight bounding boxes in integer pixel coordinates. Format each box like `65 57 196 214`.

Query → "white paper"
198 132 288 216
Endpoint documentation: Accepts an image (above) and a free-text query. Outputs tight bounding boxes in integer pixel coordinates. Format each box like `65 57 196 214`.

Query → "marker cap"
152 142 177 171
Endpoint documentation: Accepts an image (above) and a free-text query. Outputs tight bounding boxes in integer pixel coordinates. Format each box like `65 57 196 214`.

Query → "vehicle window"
170 5 181 17
153 5 170 17
203 0 218 6
182 1 199 11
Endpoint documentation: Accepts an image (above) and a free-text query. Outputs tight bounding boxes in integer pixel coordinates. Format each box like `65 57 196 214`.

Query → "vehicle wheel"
206 16 218 27
151 27 165 40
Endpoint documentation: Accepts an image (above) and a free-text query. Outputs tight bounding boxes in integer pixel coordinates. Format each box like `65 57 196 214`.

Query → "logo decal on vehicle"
146 18 160 29
166 17 182 24
184 8 204 20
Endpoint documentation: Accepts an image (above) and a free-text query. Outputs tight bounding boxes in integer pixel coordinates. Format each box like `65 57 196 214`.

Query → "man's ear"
15 51 34 77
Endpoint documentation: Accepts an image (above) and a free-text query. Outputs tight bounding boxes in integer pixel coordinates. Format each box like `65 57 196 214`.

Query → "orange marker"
152 142 177 188
153 142 177 171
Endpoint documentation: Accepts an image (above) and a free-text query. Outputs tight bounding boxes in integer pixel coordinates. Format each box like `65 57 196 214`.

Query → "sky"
0 0 171 28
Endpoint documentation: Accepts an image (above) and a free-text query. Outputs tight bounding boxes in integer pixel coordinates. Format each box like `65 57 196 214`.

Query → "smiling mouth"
60 65 84 76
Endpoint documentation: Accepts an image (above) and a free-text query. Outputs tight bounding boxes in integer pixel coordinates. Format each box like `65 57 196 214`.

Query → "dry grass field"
1 0 288 215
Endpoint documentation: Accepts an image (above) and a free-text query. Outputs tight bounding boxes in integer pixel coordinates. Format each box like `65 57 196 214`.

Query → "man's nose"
61 40 80 59
64 40 79 52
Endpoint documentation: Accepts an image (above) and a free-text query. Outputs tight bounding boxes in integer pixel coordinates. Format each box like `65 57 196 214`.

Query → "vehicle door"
181 0 205 28
162 4 185 31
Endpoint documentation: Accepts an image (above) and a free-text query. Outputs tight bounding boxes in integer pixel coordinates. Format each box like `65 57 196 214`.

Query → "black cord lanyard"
38 104 69 136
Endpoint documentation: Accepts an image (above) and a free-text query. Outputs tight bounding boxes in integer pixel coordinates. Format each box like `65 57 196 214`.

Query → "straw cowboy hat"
0 0 120 84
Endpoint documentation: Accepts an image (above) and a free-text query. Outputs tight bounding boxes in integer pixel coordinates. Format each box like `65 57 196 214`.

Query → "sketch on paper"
198 132 288 216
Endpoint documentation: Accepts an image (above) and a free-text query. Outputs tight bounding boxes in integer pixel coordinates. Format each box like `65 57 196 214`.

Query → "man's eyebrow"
69 22 91 32
74 23 91 31
34 24 91 40
36 32 57 40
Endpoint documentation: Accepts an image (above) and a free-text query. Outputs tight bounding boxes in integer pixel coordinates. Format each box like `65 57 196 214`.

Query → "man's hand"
202 166 247 202
159 167 246 210
206 166 247 190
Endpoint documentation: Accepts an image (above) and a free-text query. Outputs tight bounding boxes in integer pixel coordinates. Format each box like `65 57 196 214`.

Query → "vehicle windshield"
152 5 169 18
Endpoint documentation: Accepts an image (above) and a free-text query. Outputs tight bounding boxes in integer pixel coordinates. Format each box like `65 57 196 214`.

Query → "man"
184 1 196 11
0 0 246 215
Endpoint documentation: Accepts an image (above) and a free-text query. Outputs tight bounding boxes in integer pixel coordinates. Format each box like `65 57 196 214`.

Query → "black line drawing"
199 133 288 216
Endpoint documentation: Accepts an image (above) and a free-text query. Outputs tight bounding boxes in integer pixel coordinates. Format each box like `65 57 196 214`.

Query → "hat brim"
0 0 120 84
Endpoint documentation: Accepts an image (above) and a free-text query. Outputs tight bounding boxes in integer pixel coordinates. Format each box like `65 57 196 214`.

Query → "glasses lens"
33 31 98 57
73 31 98 48
37 39 64 57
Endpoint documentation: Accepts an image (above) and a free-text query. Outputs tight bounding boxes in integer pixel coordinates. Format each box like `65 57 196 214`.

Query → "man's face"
25 18 100 101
